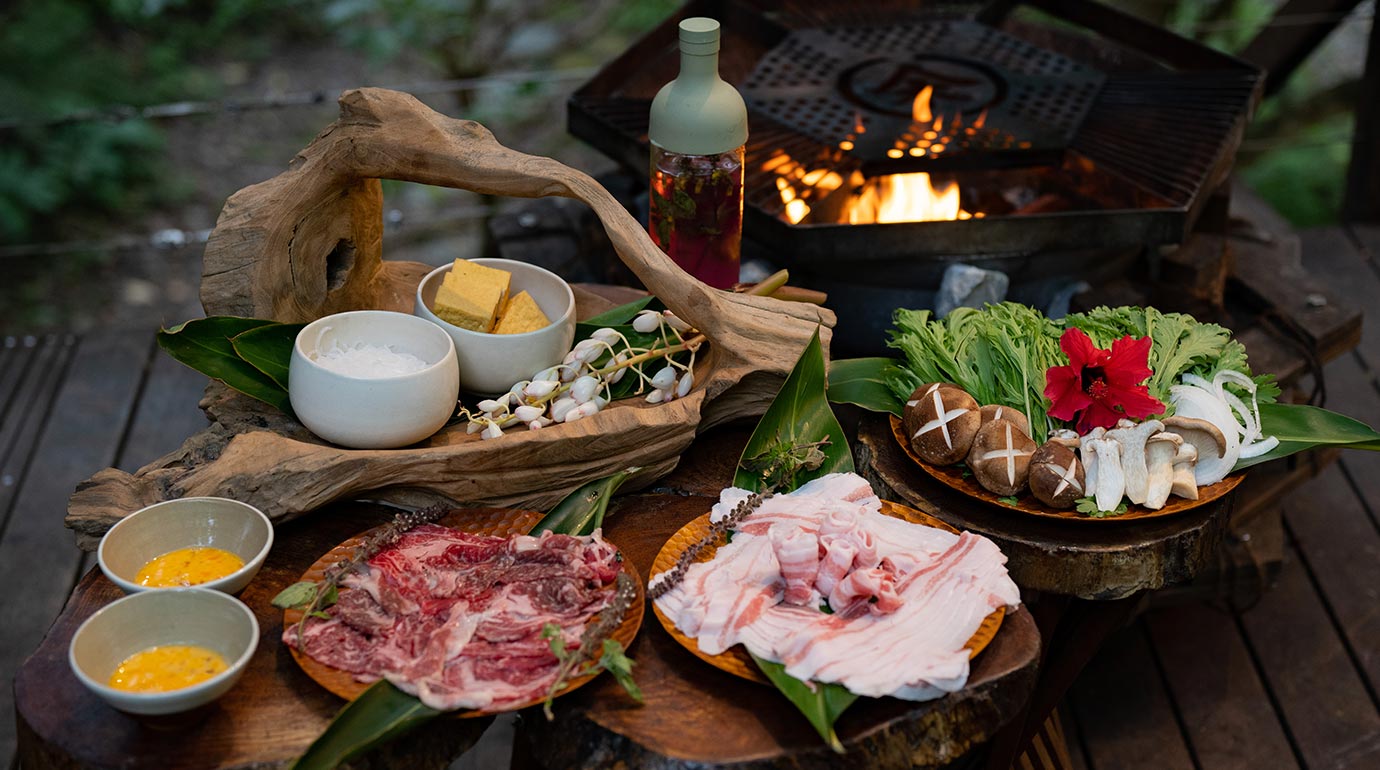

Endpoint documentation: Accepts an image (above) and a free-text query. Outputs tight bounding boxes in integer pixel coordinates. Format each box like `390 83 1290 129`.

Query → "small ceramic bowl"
289 310 460 448
98 497 273 595
69 587 259 715
415 258 577 395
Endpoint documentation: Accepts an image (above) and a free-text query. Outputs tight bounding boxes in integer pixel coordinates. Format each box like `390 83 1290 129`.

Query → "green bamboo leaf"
531 467 639 536
1233 403 1380 470
750 653 857 753
288 680 442 770
231 322 306 390
734 329 860 747
827 357 905 415
735 329 853 492
157 316 292 414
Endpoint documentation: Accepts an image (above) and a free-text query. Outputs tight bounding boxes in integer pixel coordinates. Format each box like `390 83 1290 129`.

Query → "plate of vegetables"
885 304 1276 519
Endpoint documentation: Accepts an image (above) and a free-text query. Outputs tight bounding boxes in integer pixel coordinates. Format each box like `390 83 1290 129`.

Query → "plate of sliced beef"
649 473 1014 700
283 507 643 715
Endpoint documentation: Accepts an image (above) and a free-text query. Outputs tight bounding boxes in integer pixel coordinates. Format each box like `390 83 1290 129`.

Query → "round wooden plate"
888 415 1245 522
650 500 1005 685
285 507 645 716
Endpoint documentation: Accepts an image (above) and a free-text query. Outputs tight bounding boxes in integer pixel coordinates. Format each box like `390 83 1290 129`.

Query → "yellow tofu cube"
493 291 552 334
432 259 510 332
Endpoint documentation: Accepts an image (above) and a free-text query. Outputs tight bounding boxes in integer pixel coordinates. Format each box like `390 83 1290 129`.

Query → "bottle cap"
679 17 720 55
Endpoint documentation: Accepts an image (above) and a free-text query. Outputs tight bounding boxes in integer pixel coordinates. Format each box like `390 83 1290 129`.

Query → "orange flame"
770 153 846 224
912 86 933 123
847 173 972 224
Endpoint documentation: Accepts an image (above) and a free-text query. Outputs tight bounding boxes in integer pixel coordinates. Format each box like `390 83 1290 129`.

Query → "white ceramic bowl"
289 310 460 448
69 587 259 715
98 497 273 595
414 258 577 395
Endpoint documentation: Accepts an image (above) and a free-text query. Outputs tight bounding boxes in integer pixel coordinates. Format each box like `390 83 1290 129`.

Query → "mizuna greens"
885 303 1278 442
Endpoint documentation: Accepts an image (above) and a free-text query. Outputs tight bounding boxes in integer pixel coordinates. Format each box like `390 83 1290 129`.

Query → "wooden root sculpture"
66 88 835 549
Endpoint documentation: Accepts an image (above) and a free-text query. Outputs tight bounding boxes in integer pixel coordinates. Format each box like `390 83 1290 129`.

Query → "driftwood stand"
66 88 835 547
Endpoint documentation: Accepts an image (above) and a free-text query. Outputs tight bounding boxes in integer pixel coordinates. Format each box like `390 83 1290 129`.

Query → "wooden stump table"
16 427 1041 769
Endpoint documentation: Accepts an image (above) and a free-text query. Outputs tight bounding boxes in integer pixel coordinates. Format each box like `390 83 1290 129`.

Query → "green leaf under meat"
732 328 861 750
288 680 442 770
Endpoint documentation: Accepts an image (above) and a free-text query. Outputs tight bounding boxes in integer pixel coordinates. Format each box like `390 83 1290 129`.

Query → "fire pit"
569 0 1263 351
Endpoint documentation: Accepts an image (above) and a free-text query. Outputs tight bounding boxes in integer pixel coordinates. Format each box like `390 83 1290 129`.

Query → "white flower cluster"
462 309 702 439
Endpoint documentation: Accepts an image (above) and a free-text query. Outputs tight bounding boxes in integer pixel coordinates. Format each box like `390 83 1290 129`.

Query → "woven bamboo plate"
285 507 645 716
651 499 1005 685
888 415 1244 522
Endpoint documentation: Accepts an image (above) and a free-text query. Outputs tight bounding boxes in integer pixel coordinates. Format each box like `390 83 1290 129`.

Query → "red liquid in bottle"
648 145 744 289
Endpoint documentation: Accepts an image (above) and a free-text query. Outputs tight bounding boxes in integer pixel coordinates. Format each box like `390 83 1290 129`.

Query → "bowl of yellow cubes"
415 258 576 395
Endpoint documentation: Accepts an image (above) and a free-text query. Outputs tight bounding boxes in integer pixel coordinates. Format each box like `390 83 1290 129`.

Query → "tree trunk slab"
65 88 836 548
859 414 1234 600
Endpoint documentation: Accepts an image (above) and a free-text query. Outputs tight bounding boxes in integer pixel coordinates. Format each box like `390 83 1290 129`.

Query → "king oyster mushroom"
1048 429 1080 449
1161 415 1229 487
1084 435 1125 512
1028 442 1085 508
907 384 981 465
1143 432 1184 510
968 418 1037 496
975 404 1031 436
1107 419 1164 505
1170 442 1200 500
1080 426 1106 492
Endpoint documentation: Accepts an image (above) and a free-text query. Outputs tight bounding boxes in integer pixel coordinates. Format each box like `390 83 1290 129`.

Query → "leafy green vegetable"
885 303 1284 441
997 496 1019 506
887 304 1061 442
1075 497 1128 517
1064 306 1280 409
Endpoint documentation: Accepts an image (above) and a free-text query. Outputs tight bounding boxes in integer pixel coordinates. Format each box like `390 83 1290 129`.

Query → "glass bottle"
648 17 748 290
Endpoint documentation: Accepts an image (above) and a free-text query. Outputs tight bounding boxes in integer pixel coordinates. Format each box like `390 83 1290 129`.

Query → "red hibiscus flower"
1044 328 1165 433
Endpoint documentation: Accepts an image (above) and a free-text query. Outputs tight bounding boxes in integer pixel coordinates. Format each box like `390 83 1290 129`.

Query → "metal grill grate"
739 22 1104 172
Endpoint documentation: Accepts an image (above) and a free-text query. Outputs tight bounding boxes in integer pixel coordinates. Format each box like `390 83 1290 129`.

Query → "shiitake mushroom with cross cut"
1028 441 1086 508
903 383 981 466
968 418 1038 496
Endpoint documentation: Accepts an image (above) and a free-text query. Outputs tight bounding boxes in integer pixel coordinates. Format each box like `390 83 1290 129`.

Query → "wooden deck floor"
2 225 1379 770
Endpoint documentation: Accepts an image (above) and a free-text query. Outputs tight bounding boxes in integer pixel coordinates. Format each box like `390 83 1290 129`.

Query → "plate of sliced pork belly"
889 412 1244 522
650 473 1017 699
282 507 643 715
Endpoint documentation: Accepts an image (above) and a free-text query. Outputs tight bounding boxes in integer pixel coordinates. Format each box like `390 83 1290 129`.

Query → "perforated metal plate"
740 22 1104 173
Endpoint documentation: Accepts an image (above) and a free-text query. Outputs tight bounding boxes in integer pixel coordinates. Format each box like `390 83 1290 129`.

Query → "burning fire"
847 172 974 224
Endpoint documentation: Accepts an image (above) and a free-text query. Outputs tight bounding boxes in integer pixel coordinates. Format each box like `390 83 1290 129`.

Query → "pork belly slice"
779 533 1018 698
769 526 820 606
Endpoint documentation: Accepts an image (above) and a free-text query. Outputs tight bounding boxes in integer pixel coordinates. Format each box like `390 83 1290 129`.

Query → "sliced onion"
1238 435 1279 459
1169 384 1241 485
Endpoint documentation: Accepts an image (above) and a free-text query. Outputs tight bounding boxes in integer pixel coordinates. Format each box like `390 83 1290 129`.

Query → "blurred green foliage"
0 0 323 244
